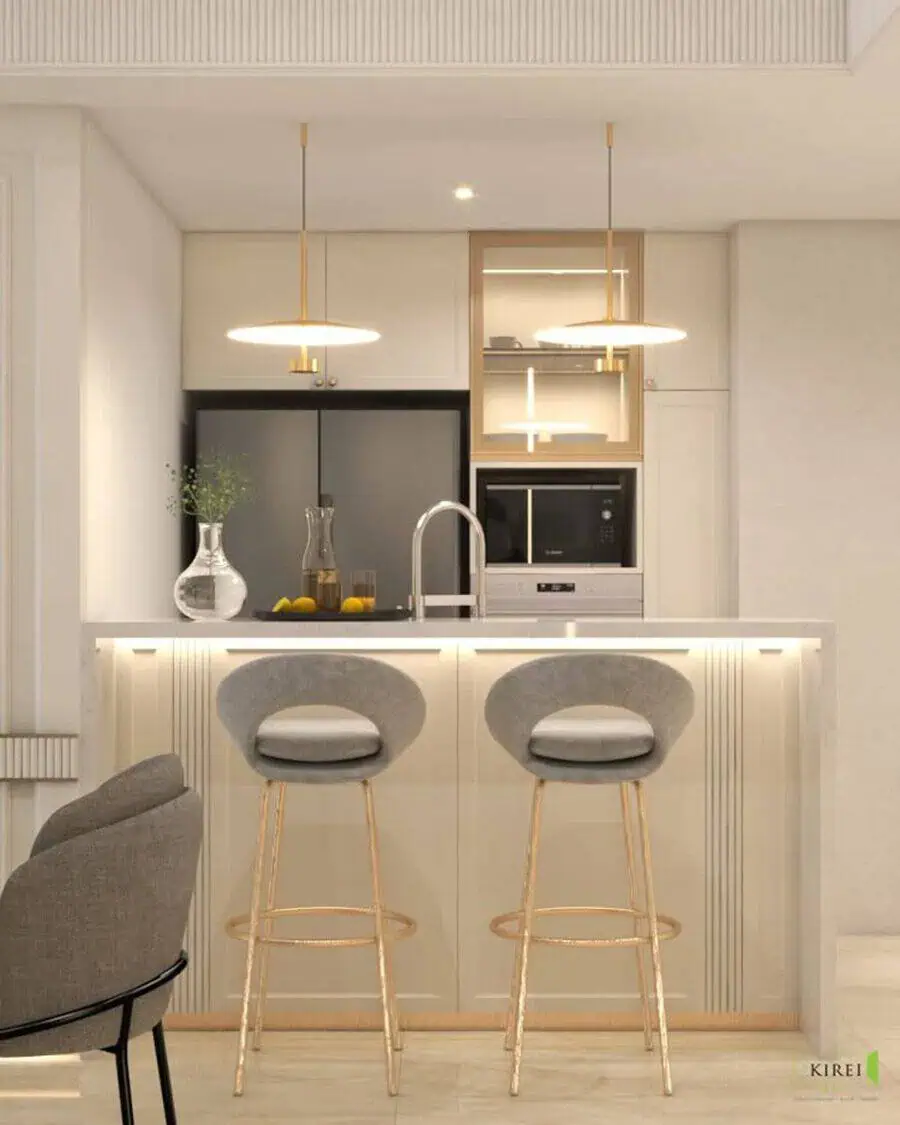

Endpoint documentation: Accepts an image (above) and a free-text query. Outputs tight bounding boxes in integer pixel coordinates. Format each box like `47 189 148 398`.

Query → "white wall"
732 221 900 934
0 108 84 876
81 120 183 620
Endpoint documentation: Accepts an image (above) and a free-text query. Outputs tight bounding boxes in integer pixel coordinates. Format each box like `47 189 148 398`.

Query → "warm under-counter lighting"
453 184 476 200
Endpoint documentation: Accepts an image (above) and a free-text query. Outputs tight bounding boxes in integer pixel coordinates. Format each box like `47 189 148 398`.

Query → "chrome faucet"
411 500 488 621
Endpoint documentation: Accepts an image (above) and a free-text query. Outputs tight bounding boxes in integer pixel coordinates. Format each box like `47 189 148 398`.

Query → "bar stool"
485 652 694 1096
216 652 426 1097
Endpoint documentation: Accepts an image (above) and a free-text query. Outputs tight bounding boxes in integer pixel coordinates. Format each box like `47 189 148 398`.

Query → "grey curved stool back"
485 652 694 782
484 652 694 1099
216 653 427 1098
217 651 426 783
0 753 202 1125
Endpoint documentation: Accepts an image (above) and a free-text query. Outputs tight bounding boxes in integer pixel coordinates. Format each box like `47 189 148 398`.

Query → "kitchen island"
81 618 836 1054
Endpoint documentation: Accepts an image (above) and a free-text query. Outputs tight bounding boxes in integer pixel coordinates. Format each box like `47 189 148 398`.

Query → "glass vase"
174 522 247 621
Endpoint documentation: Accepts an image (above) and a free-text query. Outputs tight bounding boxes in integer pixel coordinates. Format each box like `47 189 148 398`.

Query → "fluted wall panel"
704 643 744 1012
0 1 847 68
170 639 213 1014
0 734 79 780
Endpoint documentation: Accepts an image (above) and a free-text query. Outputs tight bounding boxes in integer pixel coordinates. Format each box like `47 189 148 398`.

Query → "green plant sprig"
166 455 253 524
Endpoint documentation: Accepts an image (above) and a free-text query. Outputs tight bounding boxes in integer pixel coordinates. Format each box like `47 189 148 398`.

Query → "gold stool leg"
504 776 544 1051
362 780 399 1096
504 826 533 1051
234 780 273 1097
620 782 653 1052
509 778 546 1097
252 781 287 1052
384 933 404 1052
634 780 673 1096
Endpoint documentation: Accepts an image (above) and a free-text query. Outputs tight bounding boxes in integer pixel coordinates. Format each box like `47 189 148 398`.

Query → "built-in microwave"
475 468 637 569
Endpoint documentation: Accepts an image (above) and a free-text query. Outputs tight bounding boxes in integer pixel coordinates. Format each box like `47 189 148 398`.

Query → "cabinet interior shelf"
483 347 629 357
483 368 624 377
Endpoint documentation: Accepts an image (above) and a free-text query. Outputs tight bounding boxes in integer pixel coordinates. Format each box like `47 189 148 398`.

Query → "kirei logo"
809 1051 879 1085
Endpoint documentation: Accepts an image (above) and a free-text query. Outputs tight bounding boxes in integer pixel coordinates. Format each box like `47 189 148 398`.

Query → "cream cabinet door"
643 233 729 391
643 390 731 617
324 233 469 390
183 233 327 390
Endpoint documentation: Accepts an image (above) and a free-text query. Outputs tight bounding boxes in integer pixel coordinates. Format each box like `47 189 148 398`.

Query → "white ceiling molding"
847 0 900 60
0 0 849 70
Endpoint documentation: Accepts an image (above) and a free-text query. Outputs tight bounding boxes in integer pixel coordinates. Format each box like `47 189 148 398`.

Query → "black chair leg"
113 1040 136 1125
153 1021 178 1125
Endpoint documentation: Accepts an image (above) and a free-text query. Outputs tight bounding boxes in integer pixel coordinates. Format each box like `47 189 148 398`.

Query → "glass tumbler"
351 570 376 612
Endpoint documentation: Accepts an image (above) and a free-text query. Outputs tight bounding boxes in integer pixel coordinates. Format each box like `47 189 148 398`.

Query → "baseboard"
165 1011 800 1032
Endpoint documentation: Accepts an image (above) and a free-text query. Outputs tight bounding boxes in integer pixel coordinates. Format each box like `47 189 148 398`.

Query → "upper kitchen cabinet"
471 232 644 461
324 233 469 391
183 233 328 390
643 233 729 391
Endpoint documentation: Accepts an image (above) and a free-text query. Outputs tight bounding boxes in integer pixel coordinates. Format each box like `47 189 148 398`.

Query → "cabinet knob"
644 377 657 390
327 377 339 388
312 376 325 389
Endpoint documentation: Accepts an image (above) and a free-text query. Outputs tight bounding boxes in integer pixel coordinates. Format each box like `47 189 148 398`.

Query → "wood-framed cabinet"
470 231 645 461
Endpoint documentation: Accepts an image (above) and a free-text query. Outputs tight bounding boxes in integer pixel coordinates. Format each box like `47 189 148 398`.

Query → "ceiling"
4 13 900 231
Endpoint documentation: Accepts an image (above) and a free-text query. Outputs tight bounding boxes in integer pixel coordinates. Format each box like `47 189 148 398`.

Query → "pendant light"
534 124 686 353
227 124 380 374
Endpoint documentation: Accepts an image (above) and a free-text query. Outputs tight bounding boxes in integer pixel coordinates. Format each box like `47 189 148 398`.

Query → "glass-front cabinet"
470 232 644 460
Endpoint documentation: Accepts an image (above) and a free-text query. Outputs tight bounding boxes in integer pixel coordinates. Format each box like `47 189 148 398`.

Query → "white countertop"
83 617 834 642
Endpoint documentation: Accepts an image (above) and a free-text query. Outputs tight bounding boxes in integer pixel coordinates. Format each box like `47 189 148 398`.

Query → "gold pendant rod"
605 122 615 369
299 123 310 371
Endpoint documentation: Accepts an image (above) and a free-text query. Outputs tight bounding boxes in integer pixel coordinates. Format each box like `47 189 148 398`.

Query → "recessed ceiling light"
453 184 476 201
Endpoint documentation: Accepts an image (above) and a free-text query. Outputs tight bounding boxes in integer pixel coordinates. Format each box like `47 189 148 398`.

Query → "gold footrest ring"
489 905 681 948
226 905 417 948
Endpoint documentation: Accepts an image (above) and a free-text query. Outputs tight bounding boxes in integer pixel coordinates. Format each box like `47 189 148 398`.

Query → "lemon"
291 596 318 613
272 597 292 613
341 596 365 614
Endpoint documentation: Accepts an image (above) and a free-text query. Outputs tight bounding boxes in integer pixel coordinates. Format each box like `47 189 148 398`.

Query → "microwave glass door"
531 485 624 565
483 486 528 564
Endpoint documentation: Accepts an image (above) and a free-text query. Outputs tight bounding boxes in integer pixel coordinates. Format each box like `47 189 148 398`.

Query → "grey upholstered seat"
530 714 654 765
0 753 202 1058
257 715 382 763
216 653 426 783
486 653 694 783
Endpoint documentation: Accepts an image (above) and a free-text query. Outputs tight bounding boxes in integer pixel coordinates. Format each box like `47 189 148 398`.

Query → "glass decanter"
301 505 341 610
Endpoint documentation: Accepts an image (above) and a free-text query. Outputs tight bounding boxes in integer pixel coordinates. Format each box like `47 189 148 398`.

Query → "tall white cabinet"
642 233 732 617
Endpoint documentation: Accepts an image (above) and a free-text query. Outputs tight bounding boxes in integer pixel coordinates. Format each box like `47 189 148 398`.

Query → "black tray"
253 608 412 622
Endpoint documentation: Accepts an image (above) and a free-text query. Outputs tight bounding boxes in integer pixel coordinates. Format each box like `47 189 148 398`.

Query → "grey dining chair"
0 754 203 1125
216 652 427 1097
484 652 694 1096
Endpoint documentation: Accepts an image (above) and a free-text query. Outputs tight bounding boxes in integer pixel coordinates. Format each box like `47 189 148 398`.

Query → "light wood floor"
1 938 897 1123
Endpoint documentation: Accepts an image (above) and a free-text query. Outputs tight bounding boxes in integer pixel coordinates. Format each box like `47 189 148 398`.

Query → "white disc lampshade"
534 319 686 348
227 320 380 347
